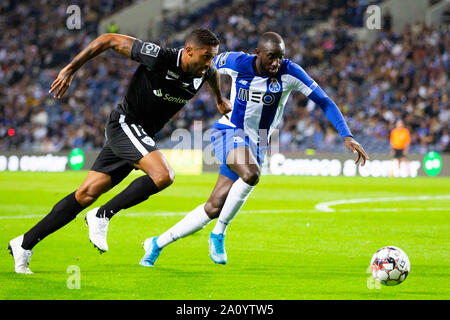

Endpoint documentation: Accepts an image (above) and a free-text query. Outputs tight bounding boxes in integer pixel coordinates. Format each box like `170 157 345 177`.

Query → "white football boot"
85 207 109 253
8 235 33 274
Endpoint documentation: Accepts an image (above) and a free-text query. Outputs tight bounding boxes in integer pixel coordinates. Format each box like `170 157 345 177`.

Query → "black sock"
22 192 85 250
97 175 159 219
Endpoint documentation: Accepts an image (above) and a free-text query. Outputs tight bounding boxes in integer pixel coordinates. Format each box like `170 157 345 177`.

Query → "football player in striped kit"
139 32 369 267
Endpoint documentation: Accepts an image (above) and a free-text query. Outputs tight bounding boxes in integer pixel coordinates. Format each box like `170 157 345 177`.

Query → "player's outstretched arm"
308 86 369 165
207 67 232 119
49 33 136 99
287 61 369 165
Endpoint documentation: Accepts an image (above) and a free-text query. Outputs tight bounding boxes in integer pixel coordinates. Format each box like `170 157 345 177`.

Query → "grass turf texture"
0 171 449 300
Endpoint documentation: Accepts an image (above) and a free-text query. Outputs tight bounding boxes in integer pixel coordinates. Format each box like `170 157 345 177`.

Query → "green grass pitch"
0 171 449 300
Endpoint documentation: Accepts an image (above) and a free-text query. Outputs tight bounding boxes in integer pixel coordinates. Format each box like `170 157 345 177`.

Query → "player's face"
188 45 219 77
256 41 285 76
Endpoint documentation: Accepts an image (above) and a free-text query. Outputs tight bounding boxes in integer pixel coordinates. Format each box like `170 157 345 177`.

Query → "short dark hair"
186 28 220 47
258 32 284 48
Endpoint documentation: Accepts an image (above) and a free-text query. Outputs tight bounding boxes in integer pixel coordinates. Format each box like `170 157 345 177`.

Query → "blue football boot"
208 232 227 264
139 236 162 267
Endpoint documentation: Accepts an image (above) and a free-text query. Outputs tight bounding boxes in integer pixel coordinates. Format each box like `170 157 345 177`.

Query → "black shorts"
91 110 158 186
393 148 405 159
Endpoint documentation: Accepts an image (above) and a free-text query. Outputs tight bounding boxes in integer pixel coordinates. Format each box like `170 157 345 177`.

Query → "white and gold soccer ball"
370 246 410 286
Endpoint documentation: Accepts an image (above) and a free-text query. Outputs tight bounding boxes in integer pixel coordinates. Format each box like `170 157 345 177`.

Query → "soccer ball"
370 246 410 286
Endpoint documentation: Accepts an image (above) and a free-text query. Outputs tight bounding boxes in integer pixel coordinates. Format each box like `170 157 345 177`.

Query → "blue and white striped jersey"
213 51 352 143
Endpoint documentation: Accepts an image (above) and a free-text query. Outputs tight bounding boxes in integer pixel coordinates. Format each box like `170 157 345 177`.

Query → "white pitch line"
0 212 188 220
106 207 450 216
315 195 450 212
339 207 450 213
0 206 449 220
0 214 45 220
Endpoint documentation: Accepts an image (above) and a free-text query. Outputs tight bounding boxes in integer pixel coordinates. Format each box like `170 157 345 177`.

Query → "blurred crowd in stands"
1 0 449 155
0 0 138 152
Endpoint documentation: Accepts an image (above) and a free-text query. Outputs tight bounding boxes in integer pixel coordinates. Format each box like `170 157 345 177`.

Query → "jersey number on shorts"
130 124 155 146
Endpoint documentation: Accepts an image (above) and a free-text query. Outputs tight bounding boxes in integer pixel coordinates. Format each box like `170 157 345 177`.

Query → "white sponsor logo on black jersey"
163 94 188 104
153 88 188 104
141 42 160 57
153 89 163 97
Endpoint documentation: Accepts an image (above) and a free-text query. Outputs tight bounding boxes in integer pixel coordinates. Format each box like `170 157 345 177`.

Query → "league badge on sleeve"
268 78 281 93
141 42 160 57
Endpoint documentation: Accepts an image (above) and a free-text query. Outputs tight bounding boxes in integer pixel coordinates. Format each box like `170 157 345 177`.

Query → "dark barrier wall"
0 151 448 177
0 150 203 175
0 152 98 173
205 152 449 177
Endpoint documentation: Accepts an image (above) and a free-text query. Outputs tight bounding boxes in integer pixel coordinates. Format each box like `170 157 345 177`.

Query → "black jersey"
115 39 215 137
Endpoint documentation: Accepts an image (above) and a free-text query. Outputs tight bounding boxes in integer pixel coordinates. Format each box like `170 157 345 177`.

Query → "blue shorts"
210 122 266 182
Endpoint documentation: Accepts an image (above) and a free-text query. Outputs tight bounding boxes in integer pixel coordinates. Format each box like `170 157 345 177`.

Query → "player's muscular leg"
20 171 111 251
204 174 235 219
75 171 113 207
226 146 261 186
204 147 260 219
134 150 175 190
90 151 172 222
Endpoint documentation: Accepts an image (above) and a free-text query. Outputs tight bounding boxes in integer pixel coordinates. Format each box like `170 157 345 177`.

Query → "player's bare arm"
207 66 232 119
344 136 369 166
49 33 136 99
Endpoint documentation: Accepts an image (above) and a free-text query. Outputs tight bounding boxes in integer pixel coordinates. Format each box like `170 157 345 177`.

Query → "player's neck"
180 50 190 74
253 57 262 75
253 57 270 77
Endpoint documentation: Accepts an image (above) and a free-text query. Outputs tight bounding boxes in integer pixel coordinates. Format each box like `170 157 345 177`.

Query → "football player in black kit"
8 29 231 274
